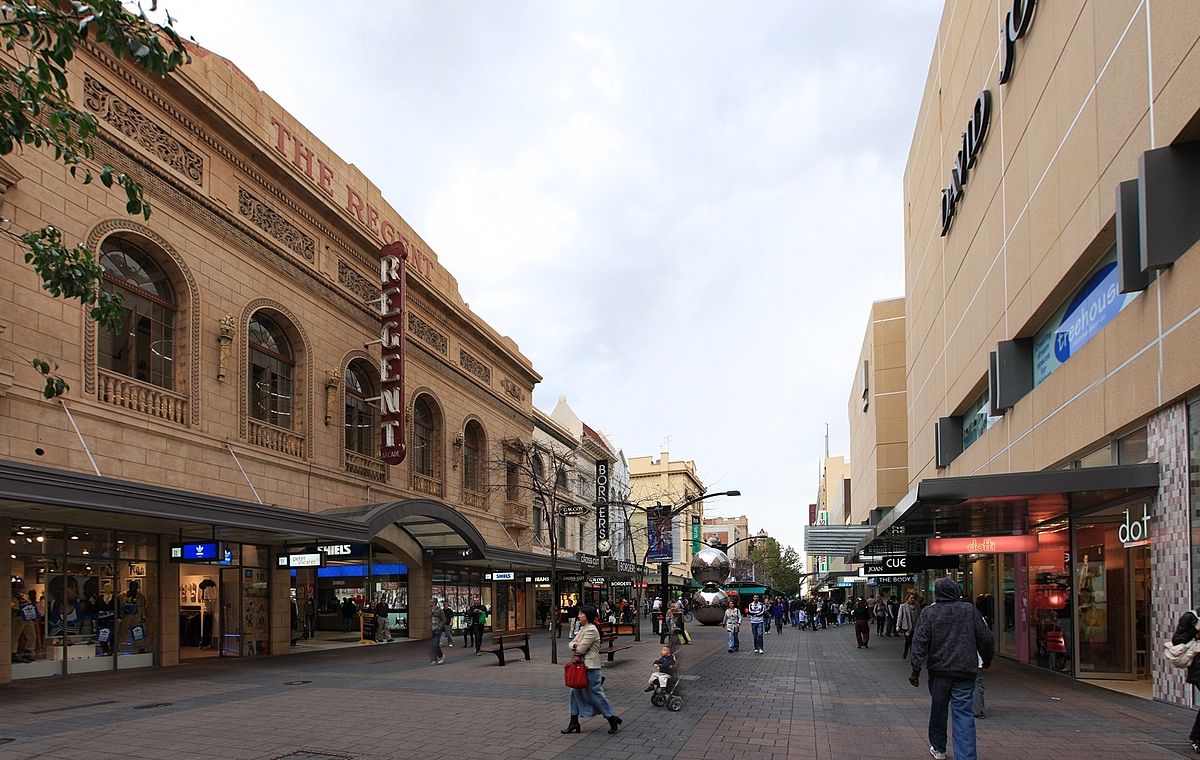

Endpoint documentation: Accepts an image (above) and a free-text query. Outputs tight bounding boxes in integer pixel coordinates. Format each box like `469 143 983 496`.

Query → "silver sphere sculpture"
690 544 732 625
690 546 731 586
691 587 728 625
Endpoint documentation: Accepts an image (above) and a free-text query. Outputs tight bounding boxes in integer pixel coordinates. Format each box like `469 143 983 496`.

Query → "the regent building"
0 39 624 682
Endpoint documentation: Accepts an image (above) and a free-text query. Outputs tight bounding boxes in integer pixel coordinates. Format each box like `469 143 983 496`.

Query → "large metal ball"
691 587 728 625
690 546 731 586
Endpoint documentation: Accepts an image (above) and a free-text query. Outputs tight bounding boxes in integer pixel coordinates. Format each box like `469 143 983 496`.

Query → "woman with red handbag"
561 605 622 735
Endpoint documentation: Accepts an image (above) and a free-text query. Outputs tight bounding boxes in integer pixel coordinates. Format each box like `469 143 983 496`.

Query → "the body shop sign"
1033 251 1137 385
379 242 407 465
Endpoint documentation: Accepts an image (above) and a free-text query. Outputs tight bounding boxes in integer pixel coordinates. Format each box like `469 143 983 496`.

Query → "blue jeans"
569 668 614 718
727 627 740 650
751 621 765 651
928 675 977 760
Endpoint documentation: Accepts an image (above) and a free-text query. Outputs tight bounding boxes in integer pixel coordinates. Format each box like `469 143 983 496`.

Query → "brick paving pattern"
0 621 1195 759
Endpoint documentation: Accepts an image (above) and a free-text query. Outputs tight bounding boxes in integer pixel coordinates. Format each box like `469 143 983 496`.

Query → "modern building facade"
856 0 1200 705
0 40 576 682
847 298 909 527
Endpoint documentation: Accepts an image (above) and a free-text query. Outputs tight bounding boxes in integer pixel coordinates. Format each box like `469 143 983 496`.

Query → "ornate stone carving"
408 312 447 356
459 349 491 385
324 368 341 425
237 187 315 261
217 314 235 382
501 378 525 401
83 74 203 184
337 259 381 304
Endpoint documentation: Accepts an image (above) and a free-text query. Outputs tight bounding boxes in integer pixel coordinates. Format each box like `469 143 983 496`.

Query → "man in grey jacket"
909 577 994 760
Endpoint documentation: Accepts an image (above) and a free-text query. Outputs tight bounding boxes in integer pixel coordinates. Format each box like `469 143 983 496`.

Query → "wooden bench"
597 628 635 663
481 632 530 666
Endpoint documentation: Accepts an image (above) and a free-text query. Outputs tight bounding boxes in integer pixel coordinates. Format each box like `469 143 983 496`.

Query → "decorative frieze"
459 349 491 384
84 74 203 185
408 313 447 356
501 378 525 402
337 259 381 304
237 187 315 261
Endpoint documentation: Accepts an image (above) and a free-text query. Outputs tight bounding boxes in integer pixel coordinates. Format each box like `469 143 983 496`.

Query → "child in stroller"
644 644 684 711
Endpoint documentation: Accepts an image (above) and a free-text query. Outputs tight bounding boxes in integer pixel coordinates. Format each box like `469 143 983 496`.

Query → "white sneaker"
929 747 946 760
430 659 439 665
438 657 445 664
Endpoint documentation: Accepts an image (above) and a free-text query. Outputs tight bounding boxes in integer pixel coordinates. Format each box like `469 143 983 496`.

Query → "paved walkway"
0 619 1196 759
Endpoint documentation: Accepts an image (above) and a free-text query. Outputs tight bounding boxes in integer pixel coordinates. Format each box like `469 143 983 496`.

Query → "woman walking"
430 598 446 665
852 598 871 649
772 598 786 634
672 602 692 645
724 598 743 653
561 605 622 735
1172 607 1200 752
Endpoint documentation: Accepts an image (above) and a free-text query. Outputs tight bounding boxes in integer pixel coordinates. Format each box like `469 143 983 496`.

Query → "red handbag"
564 657 588 689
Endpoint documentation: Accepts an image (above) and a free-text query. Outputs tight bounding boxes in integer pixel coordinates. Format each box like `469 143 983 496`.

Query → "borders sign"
595 459 610 555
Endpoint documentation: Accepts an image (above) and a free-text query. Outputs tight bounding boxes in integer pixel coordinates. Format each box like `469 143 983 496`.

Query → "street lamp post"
606 489 740 642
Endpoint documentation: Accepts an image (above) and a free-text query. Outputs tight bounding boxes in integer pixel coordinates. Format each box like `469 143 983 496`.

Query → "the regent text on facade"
379 241 408 465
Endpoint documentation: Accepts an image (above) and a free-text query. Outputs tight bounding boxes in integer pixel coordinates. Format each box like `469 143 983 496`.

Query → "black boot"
560 717 580 734
607 715 622 734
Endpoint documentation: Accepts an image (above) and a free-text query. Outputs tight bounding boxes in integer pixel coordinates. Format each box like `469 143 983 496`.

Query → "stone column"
157 537 180 668
409 558 432 639
0 516 11 684
270 559 291 655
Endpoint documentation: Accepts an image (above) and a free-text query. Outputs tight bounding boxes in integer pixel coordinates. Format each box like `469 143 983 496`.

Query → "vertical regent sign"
379 241 408 465
595 459 610 554
998 0 1037 85
939 90 992 236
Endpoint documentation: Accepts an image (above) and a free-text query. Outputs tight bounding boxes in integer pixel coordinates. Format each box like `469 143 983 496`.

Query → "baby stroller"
649 668 684 712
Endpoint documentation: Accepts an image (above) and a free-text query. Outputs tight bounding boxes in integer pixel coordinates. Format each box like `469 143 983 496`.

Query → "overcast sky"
157 1 944 556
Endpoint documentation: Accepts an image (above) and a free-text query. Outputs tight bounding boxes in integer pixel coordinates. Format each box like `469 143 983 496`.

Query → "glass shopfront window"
309 544 410 638
10 524 157 679
434 567 489 631
1028 524 1071 675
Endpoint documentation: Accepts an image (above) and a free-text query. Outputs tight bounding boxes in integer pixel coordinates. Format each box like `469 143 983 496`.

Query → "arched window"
463 420 484 494
345 360 377 457
531 455 545 483
248 313 294 428
98 236 176 388
412 395 435 477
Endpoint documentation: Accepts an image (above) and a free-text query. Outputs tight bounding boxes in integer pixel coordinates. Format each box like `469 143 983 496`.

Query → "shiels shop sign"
940 0 1037 236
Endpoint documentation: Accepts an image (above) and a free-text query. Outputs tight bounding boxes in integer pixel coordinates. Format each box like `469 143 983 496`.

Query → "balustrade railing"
97 369 188 424
248 418 305 458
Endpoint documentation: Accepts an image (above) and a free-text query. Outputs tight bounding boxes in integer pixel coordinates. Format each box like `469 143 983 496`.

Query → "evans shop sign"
1033 251 1137 385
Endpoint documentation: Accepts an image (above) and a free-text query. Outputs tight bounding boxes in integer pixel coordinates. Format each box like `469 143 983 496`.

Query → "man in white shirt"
747 595 767 654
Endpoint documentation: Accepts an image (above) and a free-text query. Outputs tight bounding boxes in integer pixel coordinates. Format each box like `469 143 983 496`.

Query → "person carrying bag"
1169 608 1200 752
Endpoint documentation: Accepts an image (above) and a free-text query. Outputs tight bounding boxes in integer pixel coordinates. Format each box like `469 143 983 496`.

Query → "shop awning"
324 498 489 560
0 459 371 543
854 463 1159 558
804 524 874 556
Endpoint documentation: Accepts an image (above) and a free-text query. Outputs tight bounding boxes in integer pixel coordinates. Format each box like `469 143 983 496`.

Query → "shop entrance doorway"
1073 501 1152 687
177 563 218 660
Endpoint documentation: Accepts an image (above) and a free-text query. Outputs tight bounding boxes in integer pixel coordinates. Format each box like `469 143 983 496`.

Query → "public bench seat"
481 632 530 666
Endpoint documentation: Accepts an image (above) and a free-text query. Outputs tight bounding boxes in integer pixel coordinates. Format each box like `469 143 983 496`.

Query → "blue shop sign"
1034 250 1138 386
169 541 222 562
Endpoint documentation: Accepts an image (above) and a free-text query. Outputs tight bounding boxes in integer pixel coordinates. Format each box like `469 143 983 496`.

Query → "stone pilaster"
270 559 291 655
0 516 11 684
157 537 180 668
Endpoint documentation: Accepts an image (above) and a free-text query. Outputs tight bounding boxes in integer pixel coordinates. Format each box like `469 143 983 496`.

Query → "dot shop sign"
1118 504 1150 548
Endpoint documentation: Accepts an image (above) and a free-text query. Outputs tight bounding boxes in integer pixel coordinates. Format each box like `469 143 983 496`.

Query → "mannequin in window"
116 580 152 654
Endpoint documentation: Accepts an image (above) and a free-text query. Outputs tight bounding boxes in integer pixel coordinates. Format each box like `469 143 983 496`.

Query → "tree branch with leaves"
0 1 189 397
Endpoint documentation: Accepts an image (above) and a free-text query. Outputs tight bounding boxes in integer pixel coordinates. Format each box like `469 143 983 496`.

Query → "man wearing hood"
909 577 994 760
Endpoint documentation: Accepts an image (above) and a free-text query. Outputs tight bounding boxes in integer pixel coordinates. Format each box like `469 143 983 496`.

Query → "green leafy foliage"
750 538 804 594
0 1 190 397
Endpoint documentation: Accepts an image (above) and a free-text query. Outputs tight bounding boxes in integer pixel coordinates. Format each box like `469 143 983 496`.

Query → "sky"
154 1 945 556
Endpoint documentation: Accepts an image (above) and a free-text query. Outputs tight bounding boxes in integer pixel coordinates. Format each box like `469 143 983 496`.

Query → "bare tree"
487 436 581 664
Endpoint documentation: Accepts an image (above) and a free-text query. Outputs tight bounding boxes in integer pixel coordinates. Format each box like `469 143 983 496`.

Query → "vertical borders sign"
595 459 610 555
379 241 408 465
